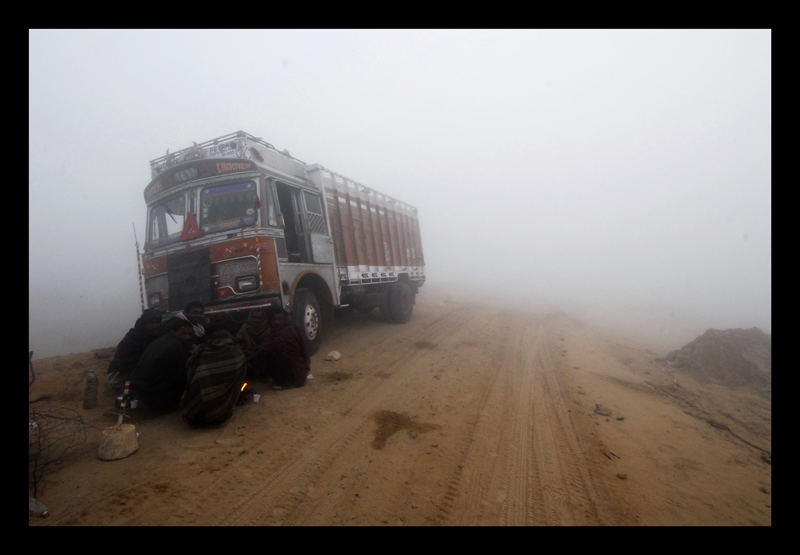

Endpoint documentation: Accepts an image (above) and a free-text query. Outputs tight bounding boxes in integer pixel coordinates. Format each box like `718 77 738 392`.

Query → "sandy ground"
27 288 771 526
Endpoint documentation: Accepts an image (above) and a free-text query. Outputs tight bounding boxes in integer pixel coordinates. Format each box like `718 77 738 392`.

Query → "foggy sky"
28 29 771 359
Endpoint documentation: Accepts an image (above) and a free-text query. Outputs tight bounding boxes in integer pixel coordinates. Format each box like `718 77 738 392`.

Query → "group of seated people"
105 301 311 426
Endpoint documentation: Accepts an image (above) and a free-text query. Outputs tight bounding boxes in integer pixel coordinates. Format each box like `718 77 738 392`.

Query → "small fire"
241 382 248 392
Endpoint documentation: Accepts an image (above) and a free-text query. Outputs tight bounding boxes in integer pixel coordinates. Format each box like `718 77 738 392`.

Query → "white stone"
97 424 139 461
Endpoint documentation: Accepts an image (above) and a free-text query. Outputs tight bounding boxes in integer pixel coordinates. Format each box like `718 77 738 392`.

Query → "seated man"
181 328 247 427
175 301 207 345
251 309 310 390
106 308 164 395
130 318 194 410
236 308 269 380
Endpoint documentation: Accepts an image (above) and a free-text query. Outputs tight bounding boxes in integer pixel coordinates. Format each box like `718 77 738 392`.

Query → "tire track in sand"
524 322 623 525
387 307 516 525
213 303 476 525
431 309 529 525
437 311 621 525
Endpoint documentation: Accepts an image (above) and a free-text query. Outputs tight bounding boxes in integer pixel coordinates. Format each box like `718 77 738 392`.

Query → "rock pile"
661 327 771 395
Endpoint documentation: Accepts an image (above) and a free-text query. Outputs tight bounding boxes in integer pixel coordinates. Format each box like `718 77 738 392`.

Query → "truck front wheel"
293 288 322 354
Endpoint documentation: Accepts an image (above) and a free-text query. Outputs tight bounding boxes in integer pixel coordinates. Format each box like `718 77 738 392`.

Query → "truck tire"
386 282 415 323
293 288 322 354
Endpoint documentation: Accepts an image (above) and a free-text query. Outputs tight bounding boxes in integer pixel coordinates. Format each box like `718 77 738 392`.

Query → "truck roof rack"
149 130 304 178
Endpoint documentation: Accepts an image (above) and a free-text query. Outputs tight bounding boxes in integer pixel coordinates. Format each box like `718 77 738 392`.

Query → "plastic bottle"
83 369 98 409
29 497 49 518
121 380 131 409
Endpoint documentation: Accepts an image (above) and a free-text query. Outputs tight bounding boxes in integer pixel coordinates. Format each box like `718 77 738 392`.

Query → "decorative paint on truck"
141 131 425 353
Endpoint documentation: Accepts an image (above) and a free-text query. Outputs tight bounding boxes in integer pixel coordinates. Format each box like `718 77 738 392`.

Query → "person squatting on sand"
106 308 164 395
236 308 270 380
130 318 194 410
175 301 207 346
248 309 311 390
180 327 247 427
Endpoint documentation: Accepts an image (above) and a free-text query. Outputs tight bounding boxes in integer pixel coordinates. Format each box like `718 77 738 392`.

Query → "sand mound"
661 328 771 394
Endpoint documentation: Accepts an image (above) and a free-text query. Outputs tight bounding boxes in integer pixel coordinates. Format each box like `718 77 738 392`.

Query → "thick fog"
28 29 771 359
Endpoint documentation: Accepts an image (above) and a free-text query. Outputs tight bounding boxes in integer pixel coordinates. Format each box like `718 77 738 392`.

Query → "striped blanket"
180 330 246 426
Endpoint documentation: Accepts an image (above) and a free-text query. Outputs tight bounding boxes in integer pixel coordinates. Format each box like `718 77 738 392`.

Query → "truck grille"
167 248 212 311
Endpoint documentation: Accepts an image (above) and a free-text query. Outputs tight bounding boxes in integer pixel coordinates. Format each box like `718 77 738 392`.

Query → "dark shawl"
181 330 246 426
130 332 191 410
236 320 269 356
107 309 163 379
262 321 310 388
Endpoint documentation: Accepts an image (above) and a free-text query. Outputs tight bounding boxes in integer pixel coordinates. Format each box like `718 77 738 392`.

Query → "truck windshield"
200 180 260 233
149 193 186 247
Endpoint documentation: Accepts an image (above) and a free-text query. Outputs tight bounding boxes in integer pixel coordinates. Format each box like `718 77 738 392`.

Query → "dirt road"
28 289 771 526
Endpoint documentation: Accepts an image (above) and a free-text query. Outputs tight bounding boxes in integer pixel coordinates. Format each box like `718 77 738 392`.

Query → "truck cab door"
276 183 308 262
275 183 333 264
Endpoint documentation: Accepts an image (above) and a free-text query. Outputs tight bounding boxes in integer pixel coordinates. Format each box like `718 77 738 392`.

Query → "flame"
241 382 248 392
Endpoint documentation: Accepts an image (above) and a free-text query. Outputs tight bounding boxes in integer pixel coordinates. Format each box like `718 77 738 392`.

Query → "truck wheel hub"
304 304 319 340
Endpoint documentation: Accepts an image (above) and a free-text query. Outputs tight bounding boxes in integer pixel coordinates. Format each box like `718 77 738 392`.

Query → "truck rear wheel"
384 282 415 323
293 288 322 354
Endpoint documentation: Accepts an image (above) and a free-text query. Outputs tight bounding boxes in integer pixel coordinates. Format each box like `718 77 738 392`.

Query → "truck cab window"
200 180 259 233
304 190 327 234
264 178 278 227
150 193 186 247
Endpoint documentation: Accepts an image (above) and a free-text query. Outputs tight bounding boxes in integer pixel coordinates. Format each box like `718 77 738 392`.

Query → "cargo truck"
140 131 425 352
